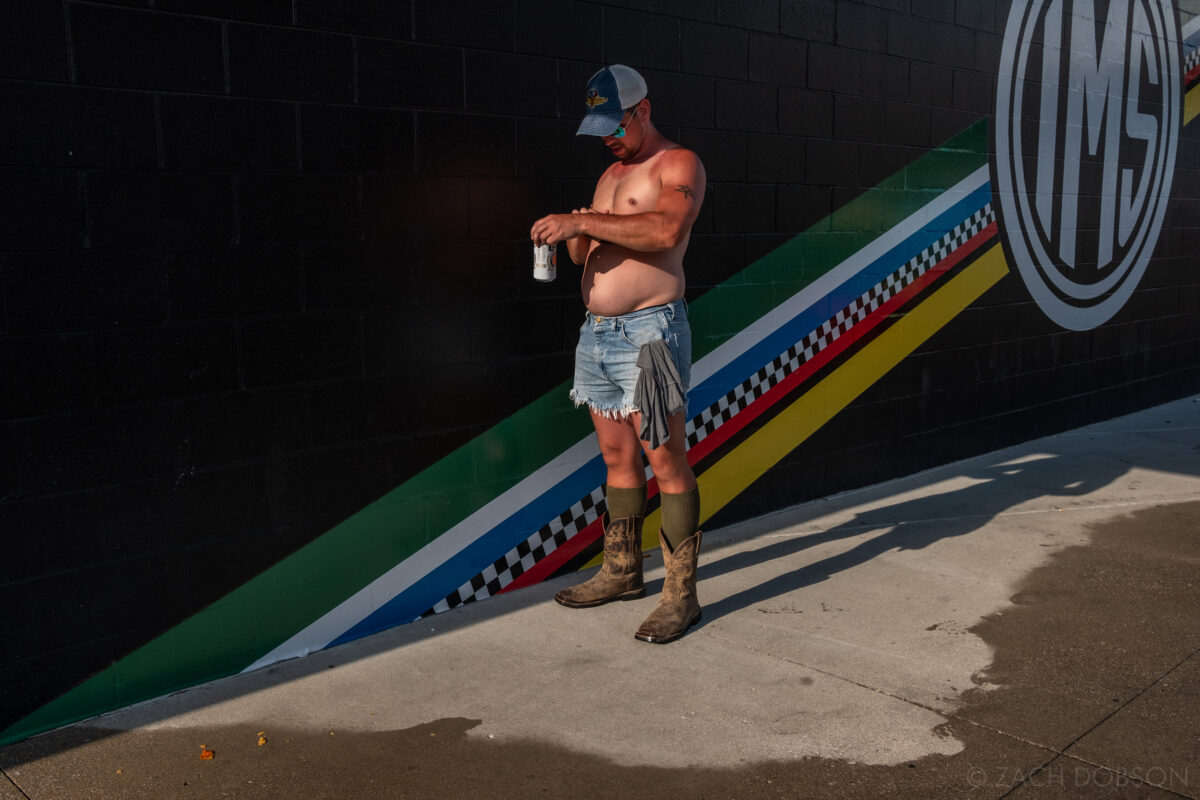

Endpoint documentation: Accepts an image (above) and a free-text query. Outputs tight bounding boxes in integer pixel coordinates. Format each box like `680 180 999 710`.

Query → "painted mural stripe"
689 165 990 397
1183 14 1200 47
680 122 989 366
678 222 1003 479
690 185 995 430
1182 24 1199 123
490 510 609 596
695 243 1011 524
689 197 994 440
245 435 610 667
439 210 1000 604
493 460 683 594
431 484 613 610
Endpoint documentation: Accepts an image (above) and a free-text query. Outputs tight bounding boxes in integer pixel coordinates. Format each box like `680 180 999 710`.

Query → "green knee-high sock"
660 487 700 550
606 484 646 521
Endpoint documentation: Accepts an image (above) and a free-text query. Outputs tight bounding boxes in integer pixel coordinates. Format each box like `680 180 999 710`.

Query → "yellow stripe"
588 243 1011 564
1186 83 1200 126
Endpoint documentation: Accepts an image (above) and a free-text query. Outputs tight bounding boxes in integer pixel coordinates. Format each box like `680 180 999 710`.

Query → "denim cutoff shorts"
570 299 691 418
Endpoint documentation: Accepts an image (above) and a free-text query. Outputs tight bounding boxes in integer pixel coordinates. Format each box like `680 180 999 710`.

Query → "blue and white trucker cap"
576 64 648 136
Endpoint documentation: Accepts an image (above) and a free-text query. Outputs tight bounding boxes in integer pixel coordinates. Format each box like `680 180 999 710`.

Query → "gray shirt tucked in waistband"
633 338 687 449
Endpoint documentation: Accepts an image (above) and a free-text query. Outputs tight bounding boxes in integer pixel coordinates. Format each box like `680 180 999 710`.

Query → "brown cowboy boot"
554 514 645 608
634 529 701 644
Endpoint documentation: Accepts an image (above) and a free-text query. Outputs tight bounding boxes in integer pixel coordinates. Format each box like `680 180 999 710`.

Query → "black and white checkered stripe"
685 205 994 448
427 204 993 614
429 485 608 613
1186 45 1200 75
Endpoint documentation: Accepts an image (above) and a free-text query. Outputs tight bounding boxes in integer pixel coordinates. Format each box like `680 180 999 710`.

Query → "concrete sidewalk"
3 395 1199 799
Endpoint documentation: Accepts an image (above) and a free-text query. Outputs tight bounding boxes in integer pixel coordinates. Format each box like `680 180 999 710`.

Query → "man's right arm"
565 208 598 265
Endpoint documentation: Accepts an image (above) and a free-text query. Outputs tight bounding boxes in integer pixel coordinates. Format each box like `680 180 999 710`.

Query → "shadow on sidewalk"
689 425 1195 626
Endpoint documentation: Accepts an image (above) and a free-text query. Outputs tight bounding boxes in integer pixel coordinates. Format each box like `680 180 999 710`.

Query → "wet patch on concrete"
953 499 1200 797
2 503 1197 799
0 717 1048 799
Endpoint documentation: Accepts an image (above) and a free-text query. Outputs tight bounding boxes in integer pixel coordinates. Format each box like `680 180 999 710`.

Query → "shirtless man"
530 65 707 644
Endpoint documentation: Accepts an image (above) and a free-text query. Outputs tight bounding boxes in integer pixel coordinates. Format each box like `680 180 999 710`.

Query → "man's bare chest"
596 164 661 214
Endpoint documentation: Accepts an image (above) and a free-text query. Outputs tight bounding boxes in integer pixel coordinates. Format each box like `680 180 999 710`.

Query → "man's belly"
581 247 685 317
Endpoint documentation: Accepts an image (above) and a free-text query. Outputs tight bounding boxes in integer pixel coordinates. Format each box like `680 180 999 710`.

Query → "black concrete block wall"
3 0 1198 732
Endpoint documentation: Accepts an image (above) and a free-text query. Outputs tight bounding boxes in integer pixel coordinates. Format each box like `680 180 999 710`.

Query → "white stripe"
243 433 601 671
1183 14 1200 48
243 164 991 673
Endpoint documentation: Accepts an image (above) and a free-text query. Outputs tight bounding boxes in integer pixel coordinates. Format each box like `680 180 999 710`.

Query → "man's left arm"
575 150 706 252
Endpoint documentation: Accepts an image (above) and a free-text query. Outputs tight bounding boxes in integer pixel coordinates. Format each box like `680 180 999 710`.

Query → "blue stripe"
328 450 610 645
692 183 992 411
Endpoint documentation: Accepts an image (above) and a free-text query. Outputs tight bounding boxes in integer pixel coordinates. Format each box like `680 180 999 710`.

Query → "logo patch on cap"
585 88 609 108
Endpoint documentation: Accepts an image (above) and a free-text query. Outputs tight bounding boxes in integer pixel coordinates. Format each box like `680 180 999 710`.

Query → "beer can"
533 243 557 282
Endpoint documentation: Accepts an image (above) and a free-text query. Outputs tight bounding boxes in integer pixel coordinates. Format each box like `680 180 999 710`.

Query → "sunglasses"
612 107 636 138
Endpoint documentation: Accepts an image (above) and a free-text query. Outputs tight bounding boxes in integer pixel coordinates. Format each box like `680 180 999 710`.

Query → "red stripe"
1186 62 1200 85
678 222 1000 470
500 224 997 591
498 515 603 593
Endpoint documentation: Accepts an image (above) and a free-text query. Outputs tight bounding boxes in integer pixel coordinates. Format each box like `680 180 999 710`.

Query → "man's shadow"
674 451 1132 627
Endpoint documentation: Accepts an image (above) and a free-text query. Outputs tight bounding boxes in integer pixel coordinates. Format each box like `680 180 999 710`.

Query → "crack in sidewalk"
996 645 1200 800
1 767 32 800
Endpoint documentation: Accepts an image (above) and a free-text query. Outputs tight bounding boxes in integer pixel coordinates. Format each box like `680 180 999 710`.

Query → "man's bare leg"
587 408 702 642
590 407 649 522
552 409 648 609
591 409 646 490
633 410 699 550
592 408 700 544
629 409 702 643
632 410 695 490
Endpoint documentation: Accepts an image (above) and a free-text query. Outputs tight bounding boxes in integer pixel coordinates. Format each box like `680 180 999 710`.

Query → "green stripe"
691 121 988 351
2 119 989 746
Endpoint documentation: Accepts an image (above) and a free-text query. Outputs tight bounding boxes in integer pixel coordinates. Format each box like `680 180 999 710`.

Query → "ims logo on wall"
994 0 1182 331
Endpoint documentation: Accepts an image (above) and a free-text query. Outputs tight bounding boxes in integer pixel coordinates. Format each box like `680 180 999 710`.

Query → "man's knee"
600 444 641 473
595 419 642 472
645 445 693 486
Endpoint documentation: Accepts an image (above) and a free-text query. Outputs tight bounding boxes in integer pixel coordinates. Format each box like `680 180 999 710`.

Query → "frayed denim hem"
570 390 638 420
